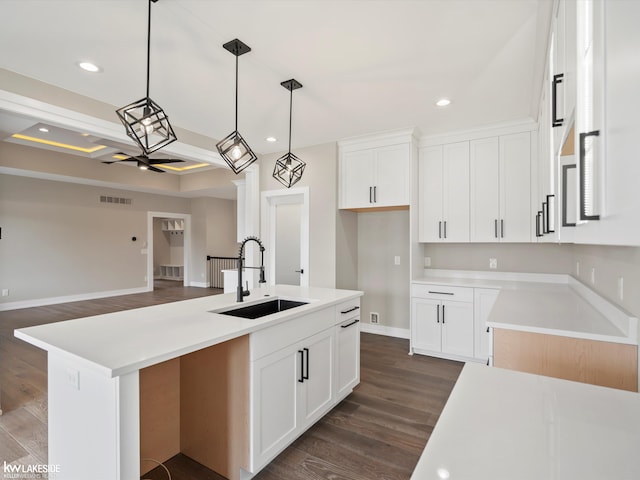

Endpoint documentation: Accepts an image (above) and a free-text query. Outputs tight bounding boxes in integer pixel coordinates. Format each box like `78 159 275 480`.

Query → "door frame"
260 187 310 287
147 211 191 290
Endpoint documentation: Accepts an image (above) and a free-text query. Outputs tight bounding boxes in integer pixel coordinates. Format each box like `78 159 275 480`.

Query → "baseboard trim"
189 281 210 288
360 323 410 339
0 286 150 311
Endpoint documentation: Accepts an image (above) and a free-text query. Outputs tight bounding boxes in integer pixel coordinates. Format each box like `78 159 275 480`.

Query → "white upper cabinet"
418 142 470 242
339 131 415 210
470 133 532 242
572 0 640 245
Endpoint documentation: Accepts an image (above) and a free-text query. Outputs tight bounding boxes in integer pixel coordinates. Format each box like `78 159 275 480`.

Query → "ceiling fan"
102 152 185 173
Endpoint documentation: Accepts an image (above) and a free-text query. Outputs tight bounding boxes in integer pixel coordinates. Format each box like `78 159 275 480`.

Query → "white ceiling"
0 0 551 162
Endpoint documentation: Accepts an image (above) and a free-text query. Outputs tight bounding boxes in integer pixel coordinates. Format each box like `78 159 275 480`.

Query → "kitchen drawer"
250 306 335 361
411 284 473 303
336 299 361 322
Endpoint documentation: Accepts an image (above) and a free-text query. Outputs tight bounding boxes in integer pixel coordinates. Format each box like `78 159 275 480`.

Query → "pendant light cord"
235 54 239 132
288 87 293 154
146 0 152 100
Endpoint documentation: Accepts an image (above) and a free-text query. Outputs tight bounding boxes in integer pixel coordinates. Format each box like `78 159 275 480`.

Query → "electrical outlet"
1 289 8 297
66 368 80 390
489 258 497 269
618 277 624 301
394 255 401 266
370 312 379 324
424 256 431 267
576 261 580 276
591 267 596 284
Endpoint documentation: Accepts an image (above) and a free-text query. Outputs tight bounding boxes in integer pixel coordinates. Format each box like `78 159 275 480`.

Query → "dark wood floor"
0 282 463 479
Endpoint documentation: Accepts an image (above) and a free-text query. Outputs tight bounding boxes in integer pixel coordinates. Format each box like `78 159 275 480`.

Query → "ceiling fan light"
273 152 305 188
216 130 257 174
116 97 177 155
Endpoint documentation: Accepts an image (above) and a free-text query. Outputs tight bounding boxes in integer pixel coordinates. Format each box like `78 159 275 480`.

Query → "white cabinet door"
418 142 470 242
340 149 375 209
251 344 299 470
298 329 334 427
470 137 500 242
473 288 500 362
335 318 360 400
500 132 532 242
411 297 441 352
418 146 444 242
443 142 470 242
440 301 474 358
374 143 410 207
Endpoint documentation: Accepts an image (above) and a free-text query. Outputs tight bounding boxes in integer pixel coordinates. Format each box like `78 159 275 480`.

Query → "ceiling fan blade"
147 166 165 173
147 159 185 165
102 158 137 164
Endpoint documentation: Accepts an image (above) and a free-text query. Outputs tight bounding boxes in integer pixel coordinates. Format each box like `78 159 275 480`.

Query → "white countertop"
411 362 640 480
413 270 637 345
15 285 362 378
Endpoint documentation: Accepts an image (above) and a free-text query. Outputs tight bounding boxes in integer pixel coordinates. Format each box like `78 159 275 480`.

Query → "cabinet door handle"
442 304 445 324
436 304 440 323
545 195 555 233
537 211 544 237
298 350 305 383
444 221 447 239
542 202 548 234
438 221 442 239
428 291 454 295
374 186 377 203
341 319 360 329
579 130 601 221
494 219 498 238
500 219 504 238
303 347 310 380
341 306 360 314
552 73 564 127
369 186 373 204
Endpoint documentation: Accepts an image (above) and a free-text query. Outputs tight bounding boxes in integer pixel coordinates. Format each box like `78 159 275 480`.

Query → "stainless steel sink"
216 298 308 319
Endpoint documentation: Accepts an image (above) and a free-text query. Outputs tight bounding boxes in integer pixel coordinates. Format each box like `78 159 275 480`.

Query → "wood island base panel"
493 328 638 391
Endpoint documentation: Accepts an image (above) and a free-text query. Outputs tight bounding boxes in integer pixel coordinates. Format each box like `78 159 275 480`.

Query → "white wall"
259 142 338 288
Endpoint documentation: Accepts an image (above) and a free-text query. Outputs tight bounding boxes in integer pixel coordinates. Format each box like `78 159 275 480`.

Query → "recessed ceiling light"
266 136 277 143
77 61 102 73
436 98 451 107
38 127 49 133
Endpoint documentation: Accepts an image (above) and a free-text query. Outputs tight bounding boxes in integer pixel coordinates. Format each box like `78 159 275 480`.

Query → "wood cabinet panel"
493 328 637 392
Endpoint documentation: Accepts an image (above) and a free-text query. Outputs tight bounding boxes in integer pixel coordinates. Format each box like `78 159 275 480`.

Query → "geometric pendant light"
116 0 177 155
216 38 258 174
273 79 305 188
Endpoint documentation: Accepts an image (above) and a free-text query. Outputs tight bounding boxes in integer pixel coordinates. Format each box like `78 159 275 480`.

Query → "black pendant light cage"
216 39 258 174
116 0 177 155
273 79 305 188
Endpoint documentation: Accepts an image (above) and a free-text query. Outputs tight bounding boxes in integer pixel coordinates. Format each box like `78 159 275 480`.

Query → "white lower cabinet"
410 285 474 360
250 298 360 474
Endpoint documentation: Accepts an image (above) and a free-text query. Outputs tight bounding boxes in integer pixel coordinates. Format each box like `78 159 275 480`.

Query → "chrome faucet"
237 236 266 302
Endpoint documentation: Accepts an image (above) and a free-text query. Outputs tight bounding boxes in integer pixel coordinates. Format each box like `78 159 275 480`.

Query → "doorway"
261 188 309 287
147 211 191 290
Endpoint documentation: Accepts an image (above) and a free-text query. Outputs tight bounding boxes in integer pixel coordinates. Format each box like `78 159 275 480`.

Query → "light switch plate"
394 256 400 265
489 258 497 269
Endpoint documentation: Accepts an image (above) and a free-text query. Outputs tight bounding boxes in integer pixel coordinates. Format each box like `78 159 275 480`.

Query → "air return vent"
99 195 132 205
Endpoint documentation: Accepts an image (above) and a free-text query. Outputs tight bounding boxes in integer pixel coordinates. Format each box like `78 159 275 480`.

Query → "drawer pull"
303 348 310 380
340 306 360 314
298 350 305 383
428 291 454 295
341 319 360 329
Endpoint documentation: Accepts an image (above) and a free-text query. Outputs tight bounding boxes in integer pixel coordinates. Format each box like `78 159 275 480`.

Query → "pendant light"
216 39 257 174
116 0 177 155
273 79 305 188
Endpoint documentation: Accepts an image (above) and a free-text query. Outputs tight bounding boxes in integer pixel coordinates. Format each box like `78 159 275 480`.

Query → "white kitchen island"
15 285 363 480
411 362 640 480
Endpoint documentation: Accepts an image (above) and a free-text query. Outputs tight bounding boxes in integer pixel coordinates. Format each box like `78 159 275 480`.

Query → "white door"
443 141 470 242
500 132 531 242
374 143 410 207
340 149 375 209
275 203 302 285
335 319 360 399
298 329 334 427
418 145 444 242
411 298 441 352
470 137 500 242
440 301 474 358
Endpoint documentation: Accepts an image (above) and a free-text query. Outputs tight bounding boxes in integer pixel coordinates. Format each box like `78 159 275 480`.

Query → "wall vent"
100 195 132 205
